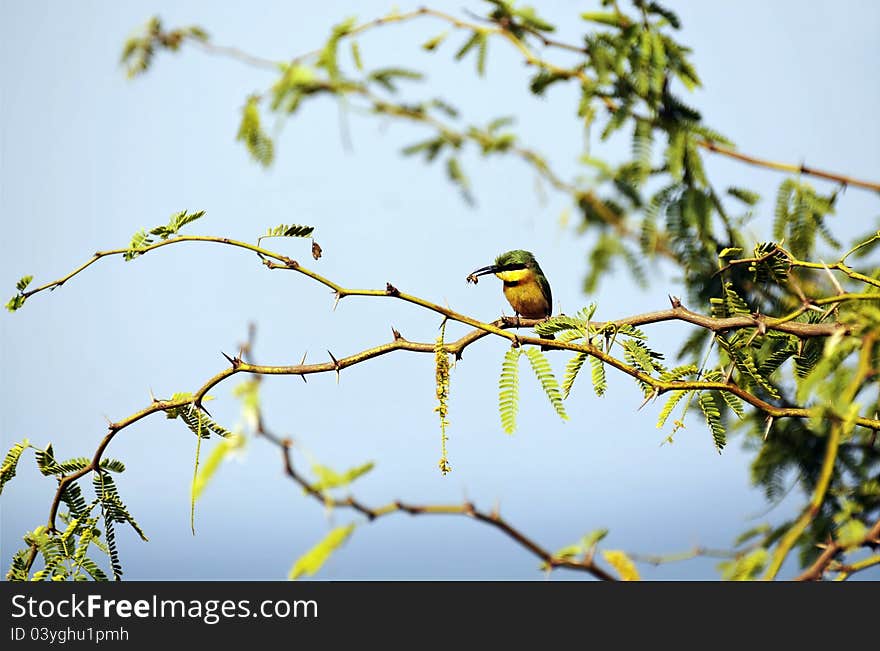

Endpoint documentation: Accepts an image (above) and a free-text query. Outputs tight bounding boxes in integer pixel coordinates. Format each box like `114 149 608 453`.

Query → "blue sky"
2 1 878 580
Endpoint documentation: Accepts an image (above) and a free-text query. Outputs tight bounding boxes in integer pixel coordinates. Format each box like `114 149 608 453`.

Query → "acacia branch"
723 245 880 290
17 234 880 577
176 6 880 193
795 516 880 581
16 233 880 432
261 425 617 581
765 334 877 580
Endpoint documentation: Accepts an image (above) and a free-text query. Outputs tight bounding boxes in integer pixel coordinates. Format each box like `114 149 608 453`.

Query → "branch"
723 245 880 291
265 426 616 581
178 7 880 193
16 233 880 432
16 233 880 577
765 334 877 580
700 141 880 193
795 516 880 581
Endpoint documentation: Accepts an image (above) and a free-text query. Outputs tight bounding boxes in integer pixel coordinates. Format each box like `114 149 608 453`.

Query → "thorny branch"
16 233 880 577
251 417 617 581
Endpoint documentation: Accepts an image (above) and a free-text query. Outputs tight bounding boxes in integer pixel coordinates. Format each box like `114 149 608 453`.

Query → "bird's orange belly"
502 282 550 318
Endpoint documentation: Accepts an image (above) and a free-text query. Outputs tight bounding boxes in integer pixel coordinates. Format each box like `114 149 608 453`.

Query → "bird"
466 250 554 337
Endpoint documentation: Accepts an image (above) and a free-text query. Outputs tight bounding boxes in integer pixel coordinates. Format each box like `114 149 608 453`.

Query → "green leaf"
514 6 555 32
455 31 482 61
289 524 356 580
562 352 588 399
368 67 424 92
149 209 206 240
123 229 154 261
446 157 473 204
258 224 315 246
6 549 31 581
350 40 363 71
499 347 522 434
589 356 607 397
317 17 357 82
524 348 568 421
310 461 375 492
835 519 868 548
0 439 30 495
192 433 246 502
99 458 126 473
6 293 27 312
718 389 745 420
727 187 760 206
603 550 640 581
718 548 768 580
237 95 274 167
646 2 681 29
656 390 688 429
421 31 448 51
581 12 629 27
15 275 33 292
476 33 488 76
698 392 726 452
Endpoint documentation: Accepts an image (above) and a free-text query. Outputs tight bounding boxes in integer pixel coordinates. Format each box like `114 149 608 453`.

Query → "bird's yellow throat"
494 268 533 283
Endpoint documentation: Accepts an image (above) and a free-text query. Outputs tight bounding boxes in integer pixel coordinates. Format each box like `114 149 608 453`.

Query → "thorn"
763 416 774 441
328 350 341 383
820 261 845 295
391 326 404 341
221 351 239 368
332 292 342 311
195 399 213 418
668 294 682 308
638 388 659 411
298 350 308 383
438 316 448 331
723 363 735 384
149 387 158 403
745 326 761 345
754 318 767 336
385 282 400 297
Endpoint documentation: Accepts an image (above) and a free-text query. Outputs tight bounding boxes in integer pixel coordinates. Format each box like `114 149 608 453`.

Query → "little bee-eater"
467 250 553 326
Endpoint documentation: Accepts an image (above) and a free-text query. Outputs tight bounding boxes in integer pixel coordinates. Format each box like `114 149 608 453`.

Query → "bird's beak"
466 264 500 284
469 264 500 277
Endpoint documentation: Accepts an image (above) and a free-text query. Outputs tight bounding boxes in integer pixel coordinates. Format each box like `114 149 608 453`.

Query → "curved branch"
796 516 880 581
177 7 880 193
269 429 616 581
17 233 880 577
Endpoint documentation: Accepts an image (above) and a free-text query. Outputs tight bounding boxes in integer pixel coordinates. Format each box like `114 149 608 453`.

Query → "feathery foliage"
289 524 355 580
498 347 522 434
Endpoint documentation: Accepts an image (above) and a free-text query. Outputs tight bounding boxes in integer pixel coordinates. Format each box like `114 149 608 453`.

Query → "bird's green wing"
536 272 552 316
